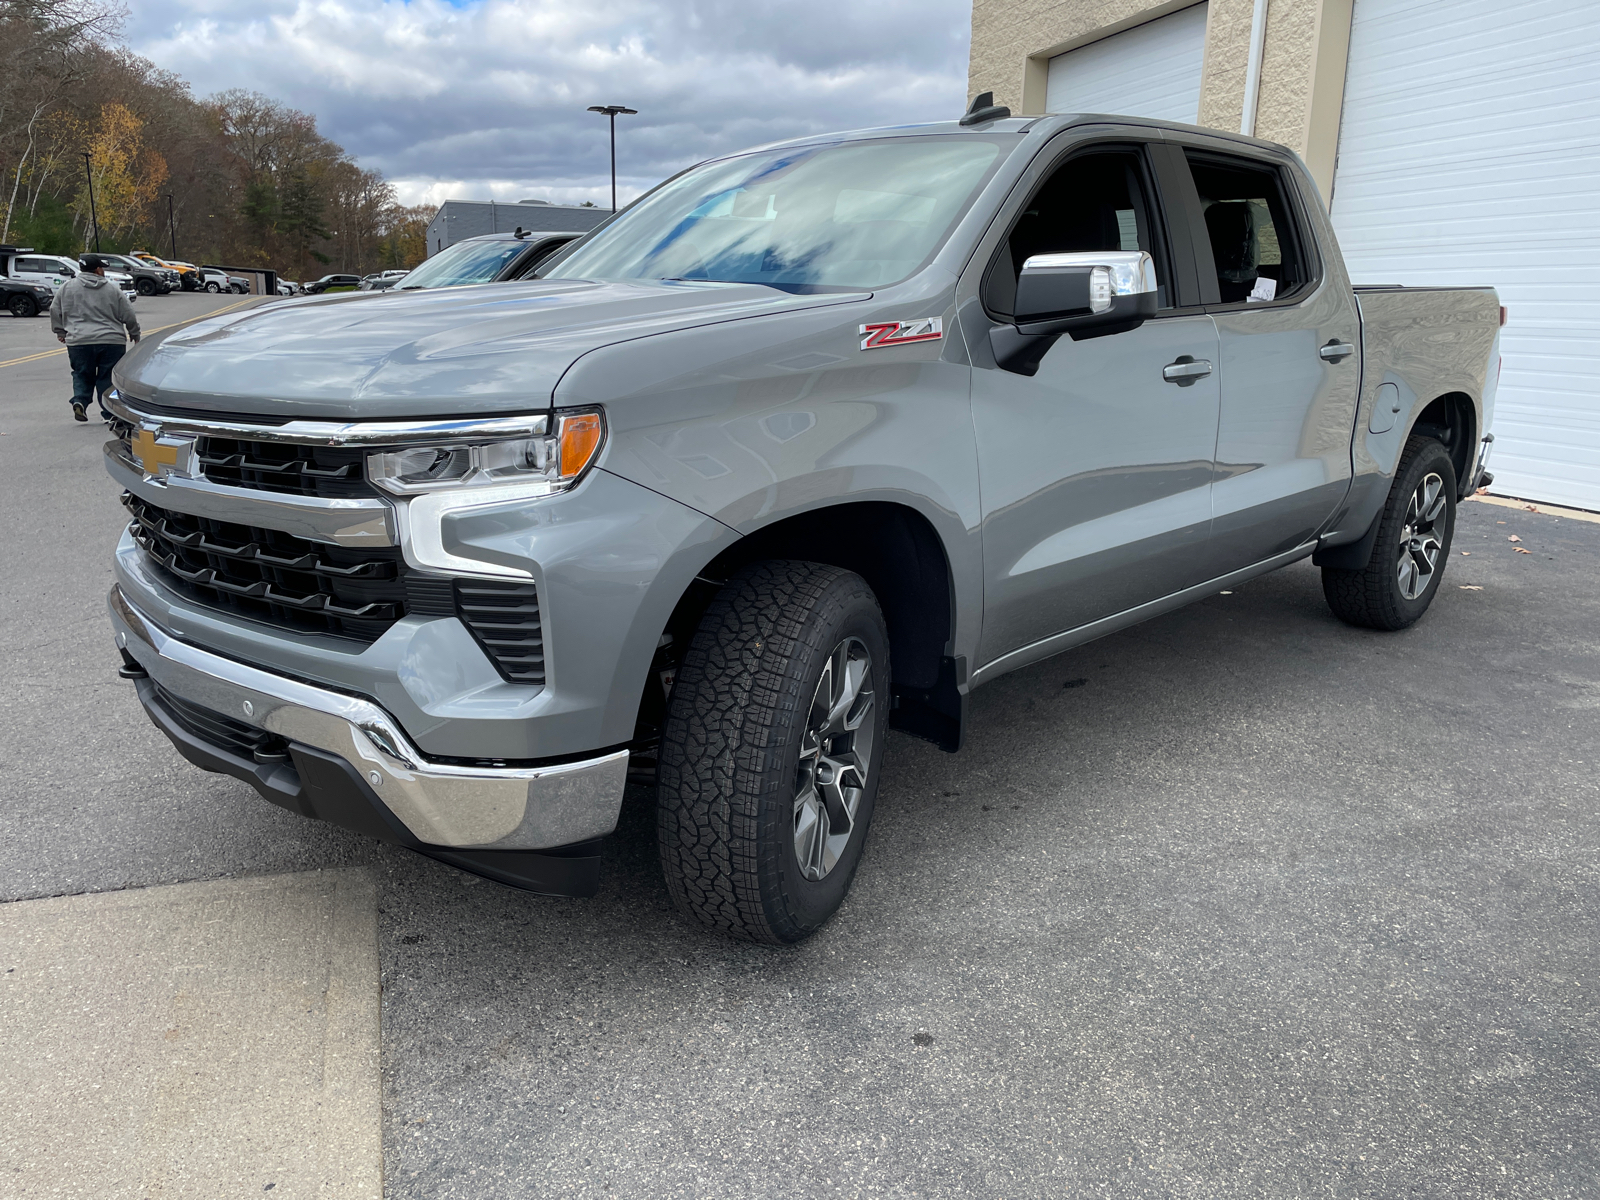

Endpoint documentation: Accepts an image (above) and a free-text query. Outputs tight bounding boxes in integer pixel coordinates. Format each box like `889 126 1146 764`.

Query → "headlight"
374 411 604 579
367 410 603 496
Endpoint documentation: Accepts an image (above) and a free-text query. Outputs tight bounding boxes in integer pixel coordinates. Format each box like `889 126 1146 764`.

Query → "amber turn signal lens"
557 412 603 479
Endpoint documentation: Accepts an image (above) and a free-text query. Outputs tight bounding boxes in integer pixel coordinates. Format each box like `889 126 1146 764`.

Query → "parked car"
196 267 230 293
360 270 410 291
0 275 54 317
85 253 176 296
131 251 201 291
276 280 299 296
228 276 250 294
302 274 362 294
390 231 582 292
6 251 136 303
104 111 1501 942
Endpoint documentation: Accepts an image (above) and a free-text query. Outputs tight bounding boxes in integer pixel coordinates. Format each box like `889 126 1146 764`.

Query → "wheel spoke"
793 787 825 880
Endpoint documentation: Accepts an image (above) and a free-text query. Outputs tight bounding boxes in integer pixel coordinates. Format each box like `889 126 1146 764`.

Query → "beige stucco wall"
968 0 1355 197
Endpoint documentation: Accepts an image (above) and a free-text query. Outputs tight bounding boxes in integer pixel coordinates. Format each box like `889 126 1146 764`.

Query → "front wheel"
1323 435 1458 630
135 278 156 296
8 295 37 318
657 561 890 944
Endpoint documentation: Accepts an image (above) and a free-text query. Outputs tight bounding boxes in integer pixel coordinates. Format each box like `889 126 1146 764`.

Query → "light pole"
81 151 100 251
586 104 637 212
166 194 178 258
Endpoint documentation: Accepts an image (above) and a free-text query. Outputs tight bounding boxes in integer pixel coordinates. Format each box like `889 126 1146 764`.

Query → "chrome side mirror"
1013 251 1158 333
992 250 1158 376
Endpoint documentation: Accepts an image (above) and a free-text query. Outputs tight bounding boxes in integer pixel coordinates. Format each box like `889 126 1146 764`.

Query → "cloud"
126 0 973 207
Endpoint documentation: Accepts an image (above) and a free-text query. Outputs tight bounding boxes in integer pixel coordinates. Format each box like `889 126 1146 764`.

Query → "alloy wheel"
793 636 876 881
1397 471 1447 600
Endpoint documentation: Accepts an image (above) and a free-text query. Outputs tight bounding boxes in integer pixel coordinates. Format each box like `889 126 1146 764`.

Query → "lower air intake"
455 581 546 685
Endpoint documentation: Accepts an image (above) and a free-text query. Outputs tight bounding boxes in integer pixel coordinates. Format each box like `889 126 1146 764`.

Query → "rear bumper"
111 584 629 894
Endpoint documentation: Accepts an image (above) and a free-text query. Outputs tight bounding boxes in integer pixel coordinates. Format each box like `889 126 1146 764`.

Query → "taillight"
1499 305 1507 327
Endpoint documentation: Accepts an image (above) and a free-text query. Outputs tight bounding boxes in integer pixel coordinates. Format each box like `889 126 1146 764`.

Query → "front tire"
1323 435 1458 630
135 278 156 296
657 561 890 944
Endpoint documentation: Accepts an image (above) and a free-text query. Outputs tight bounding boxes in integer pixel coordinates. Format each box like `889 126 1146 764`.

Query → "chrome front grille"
125 493 406 642
111 419 375 499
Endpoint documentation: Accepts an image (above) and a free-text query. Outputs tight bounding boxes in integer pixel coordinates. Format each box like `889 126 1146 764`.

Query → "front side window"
985 147 1171 316
1184 152 1309 304
542 136 1012 292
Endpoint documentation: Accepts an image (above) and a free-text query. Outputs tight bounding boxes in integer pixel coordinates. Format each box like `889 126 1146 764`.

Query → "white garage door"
1332 0 1600 510
1046 3 1208 124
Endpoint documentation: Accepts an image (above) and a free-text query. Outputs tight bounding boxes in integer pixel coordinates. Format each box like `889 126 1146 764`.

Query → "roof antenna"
513 226 529 239
960 91 1011 126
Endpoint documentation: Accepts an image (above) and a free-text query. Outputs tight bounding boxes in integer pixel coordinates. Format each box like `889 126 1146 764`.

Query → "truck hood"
116 278 867 420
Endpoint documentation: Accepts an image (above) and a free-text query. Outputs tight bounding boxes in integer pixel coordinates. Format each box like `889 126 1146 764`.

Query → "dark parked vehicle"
0 275 54 317
302 274 362 294
390 230 582 291
85 253 176 296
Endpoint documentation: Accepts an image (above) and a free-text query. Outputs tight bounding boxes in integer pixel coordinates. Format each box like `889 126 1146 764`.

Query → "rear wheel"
205 281 220 293
657 561 889 944
1323 435 1458 630
8 295 37 318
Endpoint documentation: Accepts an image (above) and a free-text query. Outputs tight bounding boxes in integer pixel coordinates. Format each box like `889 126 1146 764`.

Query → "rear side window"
1184 151 1309 305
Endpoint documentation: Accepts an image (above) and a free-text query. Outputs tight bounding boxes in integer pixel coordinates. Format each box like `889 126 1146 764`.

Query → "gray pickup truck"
104 107 1501 943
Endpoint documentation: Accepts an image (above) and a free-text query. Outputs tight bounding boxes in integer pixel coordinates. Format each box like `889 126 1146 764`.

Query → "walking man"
50 253 140 423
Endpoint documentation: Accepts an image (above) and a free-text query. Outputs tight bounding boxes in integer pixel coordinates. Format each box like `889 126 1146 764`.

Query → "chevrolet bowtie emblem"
129 426 196 480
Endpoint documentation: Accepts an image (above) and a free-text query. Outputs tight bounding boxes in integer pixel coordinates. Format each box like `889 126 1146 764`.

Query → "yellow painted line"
0 297 260 370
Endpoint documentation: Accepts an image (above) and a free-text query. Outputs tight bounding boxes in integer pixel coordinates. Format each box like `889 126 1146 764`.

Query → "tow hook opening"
116 648 149 680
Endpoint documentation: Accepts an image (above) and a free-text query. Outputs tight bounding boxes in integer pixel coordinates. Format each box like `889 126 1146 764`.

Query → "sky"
126 0 975 209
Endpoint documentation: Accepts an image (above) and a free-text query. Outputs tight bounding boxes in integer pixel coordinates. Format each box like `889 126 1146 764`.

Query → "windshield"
542 136 1009 292
399 239 528 290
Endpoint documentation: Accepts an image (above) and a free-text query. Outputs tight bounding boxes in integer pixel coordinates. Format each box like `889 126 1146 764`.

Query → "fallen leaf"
1476 486 1489 494
1525 504 1539 512
1514 547 1532 554
1461 551 1470 556
1508 534 1522 542
1459 585 1483 591
1220 590 1233 595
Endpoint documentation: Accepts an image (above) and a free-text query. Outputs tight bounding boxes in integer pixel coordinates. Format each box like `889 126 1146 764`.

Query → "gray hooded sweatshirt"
49 272 140 346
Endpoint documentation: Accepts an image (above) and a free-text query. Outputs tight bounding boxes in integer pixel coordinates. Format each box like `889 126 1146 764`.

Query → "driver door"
968 143 1220 674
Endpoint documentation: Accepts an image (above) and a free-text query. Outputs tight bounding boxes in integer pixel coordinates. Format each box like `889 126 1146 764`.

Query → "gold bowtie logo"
130 427 193 478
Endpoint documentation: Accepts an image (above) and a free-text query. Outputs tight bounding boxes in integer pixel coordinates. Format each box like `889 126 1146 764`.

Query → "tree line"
0 0 431 279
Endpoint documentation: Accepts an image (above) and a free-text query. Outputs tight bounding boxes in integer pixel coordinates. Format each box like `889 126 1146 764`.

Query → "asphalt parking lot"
2 293 1597 1198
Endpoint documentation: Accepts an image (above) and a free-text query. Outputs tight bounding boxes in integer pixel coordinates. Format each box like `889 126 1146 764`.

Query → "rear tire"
1323 435 1458 630
205 281 220 293
8 295 36 318
657 561 890 944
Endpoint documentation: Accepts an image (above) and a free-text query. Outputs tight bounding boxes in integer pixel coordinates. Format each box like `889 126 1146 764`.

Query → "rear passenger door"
1166 141 1362 570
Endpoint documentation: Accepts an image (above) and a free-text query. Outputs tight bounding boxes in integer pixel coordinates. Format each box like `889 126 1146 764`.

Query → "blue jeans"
67 343 125 411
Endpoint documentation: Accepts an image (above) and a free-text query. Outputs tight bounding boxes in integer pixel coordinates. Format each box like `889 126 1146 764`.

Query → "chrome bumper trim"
110 585 627 849
105 441 396 547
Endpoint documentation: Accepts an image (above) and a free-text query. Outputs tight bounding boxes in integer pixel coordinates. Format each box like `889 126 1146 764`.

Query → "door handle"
1162 356 1212 386
1319 340 1355 363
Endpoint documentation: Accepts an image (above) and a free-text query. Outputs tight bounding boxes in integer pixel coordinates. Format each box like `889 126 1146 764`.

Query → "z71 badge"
858 317 943 351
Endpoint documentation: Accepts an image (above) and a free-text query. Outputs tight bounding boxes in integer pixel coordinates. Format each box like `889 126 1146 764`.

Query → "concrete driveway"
2 294 1596 1198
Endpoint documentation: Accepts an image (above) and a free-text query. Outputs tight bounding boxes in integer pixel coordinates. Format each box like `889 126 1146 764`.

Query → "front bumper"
111 584 629 894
